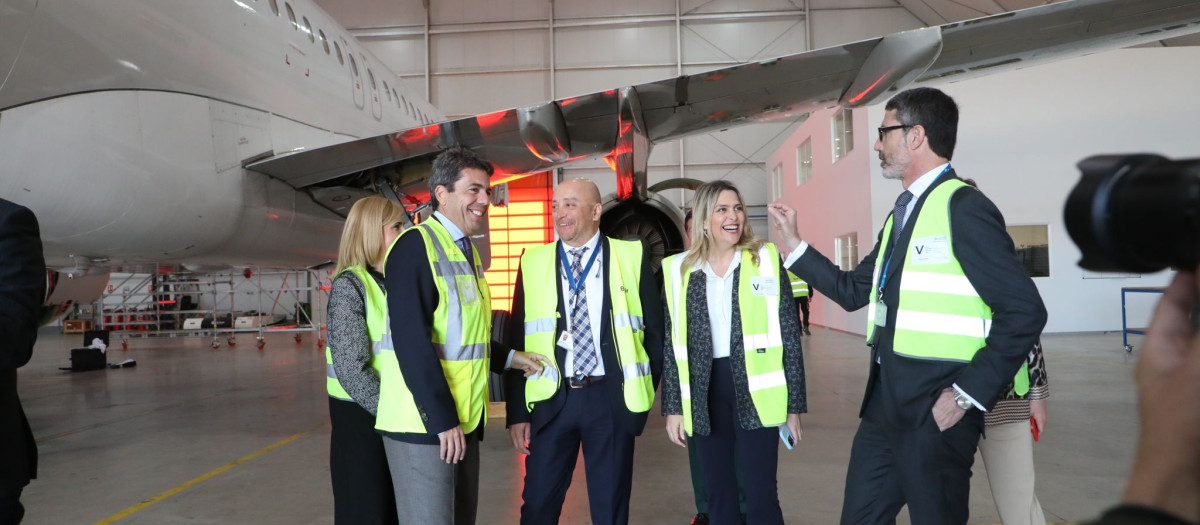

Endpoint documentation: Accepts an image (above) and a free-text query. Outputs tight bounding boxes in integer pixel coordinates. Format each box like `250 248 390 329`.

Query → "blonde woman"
662 180 807 525
326 196 404 525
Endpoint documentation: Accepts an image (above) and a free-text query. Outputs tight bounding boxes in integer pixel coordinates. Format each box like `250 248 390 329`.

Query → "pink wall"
766 107 875 335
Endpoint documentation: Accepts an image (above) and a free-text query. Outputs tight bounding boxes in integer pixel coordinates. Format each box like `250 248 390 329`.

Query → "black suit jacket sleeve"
790 230 882 314
637 246 665 392
949 189 1047 409
504 266 531 426
384 231 459 435
0 203 45 371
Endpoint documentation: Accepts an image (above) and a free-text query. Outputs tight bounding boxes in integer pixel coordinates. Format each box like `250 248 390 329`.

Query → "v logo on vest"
915 245 925 254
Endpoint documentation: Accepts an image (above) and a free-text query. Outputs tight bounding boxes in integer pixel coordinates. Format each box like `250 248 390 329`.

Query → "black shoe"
691 513 709 525
804 328 811 335
740 514 747 524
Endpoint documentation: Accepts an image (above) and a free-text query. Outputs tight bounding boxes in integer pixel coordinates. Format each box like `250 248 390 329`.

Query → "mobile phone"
779 425 795 450
1030 416 1040 442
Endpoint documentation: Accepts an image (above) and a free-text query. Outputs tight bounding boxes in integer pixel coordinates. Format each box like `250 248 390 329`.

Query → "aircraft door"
365 59 382 121
345 40 364 110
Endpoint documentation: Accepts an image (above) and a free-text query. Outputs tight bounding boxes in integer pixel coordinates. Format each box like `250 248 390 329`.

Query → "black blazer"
505 237 664 437
0 199 45 490
789 171 1046 430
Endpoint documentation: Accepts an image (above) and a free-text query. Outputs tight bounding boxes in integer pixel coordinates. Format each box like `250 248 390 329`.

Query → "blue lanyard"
560 241 601 298
877 165 951 298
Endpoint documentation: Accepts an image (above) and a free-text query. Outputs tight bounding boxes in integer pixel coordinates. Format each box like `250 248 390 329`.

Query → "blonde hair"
683 180 764 270
334 196 407 275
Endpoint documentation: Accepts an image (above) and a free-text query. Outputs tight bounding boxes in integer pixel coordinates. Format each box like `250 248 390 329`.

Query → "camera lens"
1064 154 1200 273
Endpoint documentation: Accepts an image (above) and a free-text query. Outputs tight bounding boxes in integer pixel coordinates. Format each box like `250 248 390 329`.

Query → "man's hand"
1030 398 1048 435
1123 270 1200 523
509 422 531 455
767 203 803 253
665 414 687 448
510 351 550 377
931 388 967 431
438 425 466 464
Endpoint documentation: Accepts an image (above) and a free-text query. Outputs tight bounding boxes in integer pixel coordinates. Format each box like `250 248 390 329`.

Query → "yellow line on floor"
92 425 318 525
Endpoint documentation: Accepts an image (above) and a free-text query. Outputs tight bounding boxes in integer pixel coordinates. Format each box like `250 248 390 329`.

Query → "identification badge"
557 330 573 352
873 300 888 328
750 276 779 297
910 235 952 265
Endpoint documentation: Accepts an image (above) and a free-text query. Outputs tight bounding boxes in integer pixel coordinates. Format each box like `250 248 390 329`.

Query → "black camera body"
1065 154 1200 273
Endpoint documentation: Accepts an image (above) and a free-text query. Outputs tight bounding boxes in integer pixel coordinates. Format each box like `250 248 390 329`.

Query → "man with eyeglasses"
768 87 1047 525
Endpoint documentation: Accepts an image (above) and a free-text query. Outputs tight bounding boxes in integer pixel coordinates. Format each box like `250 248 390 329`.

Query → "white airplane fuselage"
0 0 437 271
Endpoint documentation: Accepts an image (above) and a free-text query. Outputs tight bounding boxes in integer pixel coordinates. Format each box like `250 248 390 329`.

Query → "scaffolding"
81 268 331 350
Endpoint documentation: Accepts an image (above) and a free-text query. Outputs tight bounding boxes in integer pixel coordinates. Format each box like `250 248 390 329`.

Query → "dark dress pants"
797 297 810 330
693 358 784 525
328 397 399 525
0 485 23 525
521 381 635 525
839 380 983 525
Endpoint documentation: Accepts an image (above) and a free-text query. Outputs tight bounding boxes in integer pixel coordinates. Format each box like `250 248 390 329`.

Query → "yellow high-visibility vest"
375 221 492 434
519 238 654 413
866 180 1028 395
325 266 389 401
663 244 788 435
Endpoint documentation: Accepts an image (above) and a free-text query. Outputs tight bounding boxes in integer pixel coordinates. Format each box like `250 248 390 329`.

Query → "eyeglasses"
877 124 914 141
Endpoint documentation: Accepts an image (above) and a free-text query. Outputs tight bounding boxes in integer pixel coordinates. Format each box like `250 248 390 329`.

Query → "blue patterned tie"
457 237 474 275
568 247 598 379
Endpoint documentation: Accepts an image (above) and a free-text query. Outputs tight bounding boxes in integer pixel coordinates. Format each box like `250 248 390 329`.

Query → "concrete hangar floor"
19 328 1137 524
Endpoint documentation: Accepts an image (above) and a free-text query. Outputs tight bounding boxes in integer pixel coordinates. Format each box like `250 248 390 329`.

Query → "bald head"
553 178 603 247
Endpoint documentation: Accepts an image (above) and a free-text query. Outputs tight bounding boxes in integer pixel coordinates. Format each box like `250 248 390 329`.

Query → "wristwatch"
953 391 973 411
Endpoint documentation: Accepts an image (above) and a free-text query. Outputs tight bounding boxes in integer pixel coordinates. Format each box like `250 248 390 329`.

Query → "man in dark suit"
0 198 46 525
768 87 1046 525
505 178 663 525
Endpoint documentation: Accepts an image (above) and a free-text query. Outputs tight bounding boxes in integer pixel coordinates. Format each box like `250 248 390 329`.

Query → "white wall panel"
682 19 806 63
431 30 548 73
554 24 676 68
554 0 675 19
431 71 548 116
361 39 426 77
314 0 426 29
431 0 548 25
682 0 800 14
554 66 676 98
809 8 922 48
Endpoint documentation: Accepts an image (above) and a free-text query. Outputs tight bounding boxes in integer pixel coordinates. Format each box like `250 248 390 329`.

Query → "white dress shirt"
559 231 605 377
699 254 741 359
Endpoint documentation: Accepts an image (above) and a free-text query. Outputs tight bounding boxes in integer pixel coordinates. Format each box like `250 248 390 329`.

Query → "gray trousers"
382 433 480 525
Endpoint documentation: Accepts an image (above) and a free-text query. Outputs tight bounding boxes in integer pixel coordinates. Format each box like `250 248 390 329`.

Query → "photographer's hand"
1122 269 1200 523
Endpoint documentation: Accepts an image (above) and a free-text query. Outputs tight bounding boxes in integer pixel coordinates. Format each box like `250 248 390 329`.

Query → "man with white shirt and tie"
505 178 664 525
768 87 1046 525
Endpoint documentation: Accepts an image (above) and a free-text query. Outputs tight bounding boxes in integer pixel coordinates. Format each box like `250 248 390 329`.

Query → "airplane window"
393 89 400 108
302 17 314 43
383 81 391 102
334 41 344 65
285 3 297 31
319 30 329 55
269 0 278 15
349 54 359 77
368 69 378 91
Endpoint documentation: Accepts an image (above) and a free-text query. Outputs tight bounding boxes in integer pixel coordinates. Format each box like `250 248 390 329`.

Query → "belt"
568 375 605 389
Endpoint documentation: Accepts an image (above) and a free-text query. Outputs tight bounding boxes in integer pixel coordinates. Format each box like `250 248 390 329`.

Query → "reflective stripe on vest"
787 270 809 298
374 221 492 434
865 180 1028 395
664 244 788 435
519 238 654 414
326 266 391 401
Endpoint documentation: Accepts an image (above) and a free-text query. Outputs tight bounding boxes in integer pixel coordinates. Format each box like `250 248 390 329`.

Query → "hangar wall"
316 0 923 216
771 47 1198 335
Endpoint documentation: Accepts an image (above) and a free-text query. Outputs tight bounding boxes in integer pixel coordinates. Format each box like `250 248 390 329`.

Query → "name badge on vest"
750 276 778 297
874 300 887 328
456 276 479 305
910 235 952 265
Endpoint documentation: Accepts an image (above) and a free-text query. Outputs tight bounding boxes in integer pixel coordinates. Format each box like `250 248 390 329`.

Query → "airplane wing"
247 0 1200 203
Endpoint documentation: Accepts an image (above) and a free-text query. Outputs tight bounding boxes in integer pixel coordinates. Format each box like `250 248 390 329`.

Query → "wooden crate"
63 319 94 334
